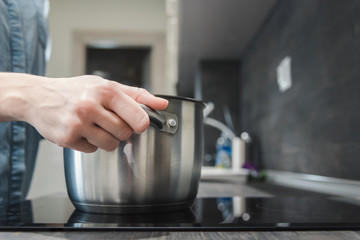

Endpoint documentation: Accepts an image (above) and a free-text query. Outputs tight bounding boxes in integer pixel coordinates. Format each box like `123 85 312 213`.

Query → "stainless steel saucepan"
64 95 205 214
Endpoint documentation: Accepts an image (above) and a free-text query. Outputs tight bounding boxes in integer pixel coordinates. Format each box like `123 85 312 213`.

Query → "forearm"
0 72 45 122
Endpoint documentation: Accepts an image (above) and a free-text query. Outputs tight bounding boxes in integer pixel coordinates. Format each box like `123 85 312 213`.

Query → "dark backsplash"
240 0 360 179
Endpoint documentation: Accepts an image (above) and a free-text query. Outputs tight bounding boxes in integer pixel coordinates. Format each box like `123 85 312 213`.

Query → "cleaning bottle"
214 133 232 168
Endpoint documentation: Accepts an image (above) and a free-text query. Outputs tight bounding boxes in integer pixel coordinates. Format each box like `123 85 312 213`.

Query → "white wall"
27 0 166 199
46 0 166 78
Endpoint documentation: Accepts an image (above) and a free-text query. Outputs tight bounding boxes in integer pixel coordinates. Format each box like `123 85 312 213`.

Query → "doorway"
71 30 166 93
86 46 151 89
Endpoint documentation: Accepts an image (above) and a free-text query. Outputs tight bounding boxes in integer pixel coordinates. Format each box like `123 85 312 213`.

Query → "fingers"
83 124 121 152
60 78 169 153
93 109 133 141
74 104 133 151
69 138 98 153
62 122 125 153
119 85 168 110
105 84 169 133
107 93 150 133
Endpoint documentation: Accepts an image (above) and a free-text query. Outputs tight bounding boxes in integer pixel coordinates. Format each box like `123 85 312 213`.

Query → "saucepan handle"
140 104 178 134
140 104 165 130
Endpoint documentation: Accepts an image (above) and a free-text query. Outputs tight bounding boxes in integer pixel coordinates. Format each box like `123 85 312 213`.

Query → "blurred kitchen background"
27 0 360 198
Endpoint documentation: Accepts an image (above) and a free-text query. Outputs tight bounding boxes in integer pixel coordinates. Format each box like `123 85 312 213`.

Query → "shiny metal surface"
64 96 204 214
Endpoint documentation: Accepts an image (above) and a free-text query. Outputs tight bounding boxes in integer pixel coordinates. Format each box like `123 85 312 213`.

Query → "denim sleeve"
0 0 47 206
19 0 48 75
0 1 11 72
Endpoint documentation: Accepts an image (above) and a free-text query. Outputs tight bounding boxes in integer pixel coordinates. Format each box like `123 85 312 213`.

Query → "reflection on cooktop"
1 196 360 230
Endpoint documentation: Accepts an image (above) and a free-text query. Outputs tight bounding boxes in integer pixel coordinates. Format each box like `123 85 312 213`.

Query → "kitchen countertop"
1 181 360 240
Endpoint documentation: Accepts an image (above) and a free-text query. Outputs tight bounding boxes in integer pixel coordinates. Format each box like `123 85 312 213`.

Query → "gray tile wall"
241 0 360 179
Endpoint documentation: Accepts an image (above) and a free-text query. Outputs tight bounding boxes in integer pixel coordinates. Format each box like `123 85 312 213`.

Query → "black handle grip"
140 105 165 130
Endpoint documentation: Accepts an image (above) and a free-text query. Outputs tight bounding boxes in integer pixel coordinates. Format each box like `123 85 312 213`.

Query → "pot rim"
155 94 206 107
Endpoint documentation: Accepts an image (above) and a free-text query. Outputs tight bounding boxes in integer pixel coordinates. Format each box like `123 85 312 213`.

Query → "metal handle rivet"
168 119 177 127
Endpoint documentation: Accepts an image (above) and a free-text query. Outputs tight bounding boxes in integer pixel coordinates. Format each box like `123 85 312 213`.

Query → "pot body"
64 96 204 214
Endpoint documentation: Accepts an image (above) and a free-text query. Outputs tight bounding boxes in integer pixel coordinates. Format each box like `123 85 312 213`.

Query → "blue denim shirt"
0 0 48 205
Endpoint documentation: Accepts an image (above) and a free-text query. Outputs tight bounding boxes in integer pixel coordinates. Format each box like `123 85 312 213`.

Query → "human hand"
19 75 168 153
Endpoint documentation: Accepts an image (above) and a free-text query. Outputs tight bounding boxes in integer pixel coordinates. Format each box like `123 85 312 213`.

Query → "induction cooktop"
1 195 360 231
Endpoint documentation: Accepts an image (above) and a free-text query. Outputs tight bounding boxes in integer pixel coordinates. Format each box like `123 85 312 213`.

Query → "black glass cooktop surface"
1 195 360 231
